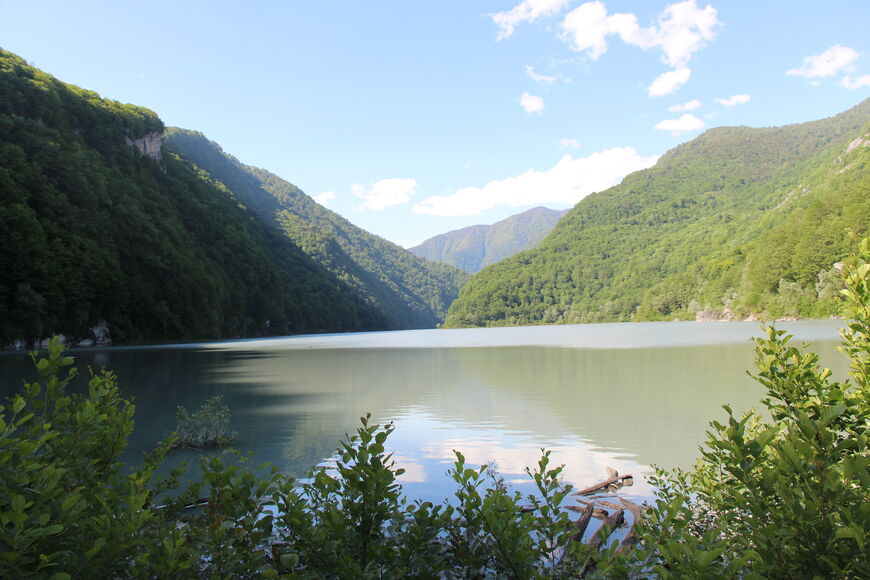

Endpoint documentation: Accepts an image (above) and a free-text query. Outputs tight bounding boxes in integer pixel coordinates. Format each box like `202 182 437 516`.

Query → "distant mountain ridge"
445 99 870 327
409 207 568 272
0 49 465 345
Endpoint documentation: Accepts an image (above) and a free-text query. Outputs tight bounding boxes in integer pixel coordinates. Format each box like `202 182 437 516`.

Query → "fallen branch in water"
590 499 623 512
567 503 608 519
574 467 634 495
616 498 648 554
588 508 625 551
570 503 595 543
581 507 626 576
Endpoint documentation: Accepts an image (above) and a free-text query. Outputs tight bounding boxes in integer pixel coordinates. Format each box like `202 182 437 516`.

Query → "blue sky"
1 1 868 247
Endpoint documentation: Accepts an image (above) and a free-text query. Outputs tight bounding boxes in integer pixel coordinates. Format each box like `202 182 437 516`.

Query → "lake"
0 320 848 504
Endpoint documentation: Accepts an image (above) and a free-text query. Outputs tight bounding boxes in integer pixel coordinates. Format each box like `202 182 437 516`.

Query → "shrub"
173 395 237 449
635 237 870 578
1 345 616 578
0 340 281 578
0 340 182 578
269 417 615 578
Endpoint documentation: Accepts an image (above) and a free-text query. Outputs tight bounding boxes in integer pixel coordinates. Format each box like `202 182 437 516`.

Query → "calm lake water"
0 320 848 504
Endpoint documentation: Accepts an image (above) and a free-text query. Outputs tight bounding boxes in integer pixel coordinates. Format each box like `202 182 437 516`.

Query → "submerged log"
564 469 648 573
578 507 626 577
588 507 625 551
594 499 623 512
574 473 634 495
570 503 595 542
616 498 648 554
570 500 609 519
619 497 647 520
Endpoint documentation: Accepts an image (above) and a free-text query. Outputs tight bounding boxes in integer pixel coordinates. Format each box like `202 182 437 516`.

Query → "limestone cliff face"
126 131 162 161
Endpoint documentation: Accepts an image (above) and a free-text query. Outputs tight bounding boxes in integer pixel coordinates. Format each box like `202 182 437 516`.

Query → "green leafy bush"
635 237 870 578
173 395 237 449
0 344 620 578
0 339 178 578
269 417 626 578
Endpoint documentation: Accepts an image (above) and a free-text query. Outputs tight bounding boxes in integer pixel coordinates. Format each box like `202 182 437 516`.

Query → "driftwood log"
588 508 625 551
570 503 595 542
574 473 634 495
567 503 609 519
568 467 650 576
616 497 647 554
580 507 626 576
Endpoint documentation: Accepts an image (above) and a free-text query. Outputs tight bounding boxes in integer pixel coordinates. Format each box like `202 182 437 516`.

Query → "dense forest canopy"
0 49 464 345
445 99 870 327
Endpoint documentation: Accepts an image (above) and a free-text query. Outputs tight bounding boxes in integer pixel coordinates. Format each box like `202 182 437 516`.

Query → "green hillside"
164 129 468 329
0 49 457 345
409 207 568 273
445 99 870 327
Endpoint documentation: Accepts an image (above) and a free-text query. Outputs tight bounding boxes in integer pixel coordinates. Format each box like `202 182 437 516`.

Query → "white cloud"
490 0 571 40
413 147 659 217
560 0 719 68
648 67 691 96
560 1 610 59
525 65 558 83
841 74 870 89
643 0 719 68
353 178 417 210
312 191 336 206
668 99 701 111
559 138 582 148
714 93 751 107
787 45 860 79
654 113 706 134
520 92 545 113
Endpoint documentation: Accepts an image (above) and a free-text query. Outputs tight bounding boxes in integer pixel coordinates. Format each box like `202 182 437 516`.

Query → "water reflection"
383 408 654 504
0 321 847 502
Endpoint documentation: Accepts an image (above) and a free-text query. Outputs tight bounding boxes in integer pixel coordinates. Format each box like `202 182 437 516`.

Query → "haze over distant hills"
409 207 568 273
0 49 466 345
446 98 870 328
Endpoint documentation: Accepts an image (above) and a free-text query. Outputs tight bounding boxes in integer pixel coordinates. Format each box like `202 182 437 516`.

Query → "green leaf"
42 524 63 536
819 403 846 425
835 525 865 549
84 537 106 559
696 547 724 568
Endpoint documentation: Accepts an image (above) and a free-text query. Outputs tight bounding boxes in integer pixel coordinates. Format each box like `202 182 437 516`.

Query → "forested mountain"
164 129 468 330
446 99 870 327
0 49 464 345
409 207 568 272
